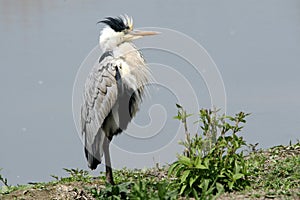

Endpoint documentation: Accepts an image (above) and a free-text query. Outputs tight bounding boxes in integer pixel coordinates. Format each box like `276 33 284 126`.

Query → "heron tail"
84 130 105 170
85 146 101 170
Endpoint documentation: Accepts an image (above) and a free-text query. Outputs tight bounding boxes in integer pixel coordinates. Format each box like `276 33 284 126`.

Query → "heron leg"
103 135 114 185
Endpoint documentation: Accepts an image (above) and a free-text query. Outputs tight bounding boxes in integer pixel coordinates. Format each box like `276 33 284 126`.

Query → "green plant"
91 182 131 200
64 168 92 182
92 169 178 200
129 177 177 200
0 168 8 187
0 168 12 195
169 105 251 199
51 168 92 183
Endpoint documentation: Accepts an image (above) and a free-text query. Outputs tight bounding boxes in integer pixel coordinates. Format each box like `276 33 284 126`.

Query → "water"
0 0 299 185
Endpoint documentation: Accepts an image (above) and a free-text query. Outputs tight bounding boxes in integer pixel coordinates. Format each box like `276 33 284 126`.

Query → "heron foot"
106 172 115 185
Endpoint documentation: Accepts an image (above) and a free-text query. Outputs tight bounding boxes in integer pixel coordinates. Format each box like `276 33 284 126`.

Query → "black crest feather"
98 16 128 32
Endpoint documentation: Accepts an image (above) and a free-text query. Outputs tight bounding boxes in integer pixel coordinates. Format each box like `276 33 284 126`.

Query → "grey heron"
80 15 158 184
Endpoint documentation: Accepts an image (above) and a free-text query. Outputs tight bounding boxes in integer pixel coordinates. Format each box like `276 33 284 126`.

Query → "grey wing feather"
80 56 118 167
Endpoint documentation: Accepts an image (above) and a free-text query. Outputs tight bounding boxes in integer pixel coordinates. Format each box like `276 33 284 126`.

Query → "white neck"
99 27 124 52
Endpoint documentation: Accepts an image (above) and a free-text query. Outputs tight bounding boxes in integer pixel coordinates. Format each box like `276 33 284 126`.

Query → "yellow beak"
129 30 160 36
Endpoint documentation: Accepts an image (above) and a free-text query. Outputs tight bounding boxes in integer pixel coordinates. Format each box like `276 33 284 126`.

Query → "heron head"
98 15 159 51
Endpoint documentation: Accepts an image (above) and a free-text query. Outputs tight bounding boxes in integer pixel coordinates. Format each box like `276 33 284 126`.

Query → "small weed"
0 168 12 195
91 182 131 199
92 169 178 199
51 168 93 183
0 168 9 187
129 177 177 200
169 105 251 199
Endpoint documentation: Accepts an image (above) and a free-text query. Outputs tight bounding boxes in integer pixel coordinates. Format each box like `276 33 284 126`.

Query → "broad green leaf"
168 162 179 176
192 188 199 200
189 176 197 187
234 160 240 174
195 163 207 169
217 174 225 178
179 184 187 195
216 182 224 194
180 170 190 183
228 181 234 190
176 165 185 177
203 158 210 168
178 155 192 166
199 179 210 191
233 173 244 180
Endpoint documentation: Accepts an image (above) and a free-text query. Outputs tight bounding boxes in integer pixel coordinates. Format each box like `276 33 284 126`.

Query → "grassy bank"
0 142 299 199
